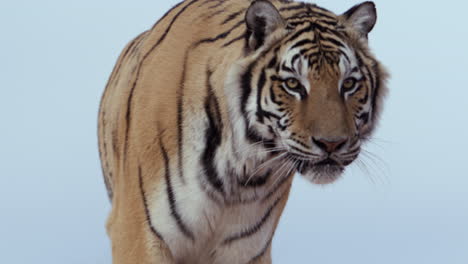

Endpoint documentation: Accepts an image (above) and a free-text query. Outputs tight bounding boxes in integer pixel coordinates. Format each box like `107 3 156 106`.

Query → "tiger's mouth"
290 155 347 185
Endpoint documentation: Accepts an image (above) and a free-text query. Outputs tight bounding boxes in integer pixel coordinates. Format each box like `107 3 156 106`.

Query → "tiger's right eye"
285 78 300 90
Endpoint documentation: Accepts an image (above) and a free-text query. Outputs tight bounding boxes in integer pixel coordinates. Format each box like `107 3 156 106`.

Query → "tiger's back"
99 0 388 263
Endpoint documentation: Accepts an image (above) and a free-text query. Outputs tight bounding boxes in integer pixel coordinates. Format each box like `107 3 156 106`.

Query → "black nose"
312 137 348 153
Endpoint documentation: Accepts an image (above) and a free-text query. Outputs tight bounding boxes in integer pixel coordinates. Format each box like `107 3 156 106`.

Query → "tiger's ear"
341 1 377 39
245 0 285 50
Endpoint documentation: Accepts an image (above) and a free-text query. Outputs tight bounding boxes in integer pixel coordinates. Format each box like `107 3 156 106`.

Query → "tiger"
98 0 388 263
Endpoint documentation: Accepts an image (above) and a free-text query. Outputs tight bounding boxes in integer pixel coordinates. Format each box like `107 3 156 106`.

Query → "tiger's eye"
342 77 357 90
285 78 300 89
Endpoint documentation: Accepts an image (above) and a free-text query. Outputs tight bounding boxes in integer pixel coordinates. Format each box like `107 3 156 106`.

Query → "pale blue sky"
0 0 467 263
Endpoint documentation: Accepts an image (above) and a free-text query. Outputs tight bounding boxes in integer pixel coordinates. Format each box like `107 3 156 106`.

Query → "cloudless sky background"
1 0 467 263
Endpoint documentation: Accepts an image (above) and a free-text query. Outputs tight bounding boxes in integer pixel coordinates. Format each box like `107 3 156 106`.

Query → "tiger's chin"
297 161 345 185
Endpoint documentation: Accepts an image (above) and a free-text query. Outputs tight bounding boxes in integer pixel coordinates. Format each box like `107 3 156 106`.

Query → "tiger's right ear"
245 0 285 51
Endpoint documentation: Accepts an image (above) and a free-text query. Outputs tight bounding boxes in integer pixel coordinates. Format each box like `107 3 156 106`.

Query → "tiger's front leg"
107 211 176 264
106 179 175 264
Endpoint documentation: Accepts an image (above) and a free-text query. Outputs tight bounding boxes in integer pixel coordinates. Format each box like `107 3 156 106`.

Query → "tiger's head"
227 0 388 184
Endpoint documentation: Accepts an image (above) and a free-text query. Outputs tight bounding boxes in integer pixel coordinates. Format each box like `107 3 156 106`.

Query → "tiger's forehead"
282 2 340 26
276 27 355 78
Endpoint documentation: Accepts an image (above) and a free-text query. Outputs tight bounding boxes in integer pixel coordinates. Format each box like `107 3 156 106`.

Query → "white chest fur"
146 148 293 264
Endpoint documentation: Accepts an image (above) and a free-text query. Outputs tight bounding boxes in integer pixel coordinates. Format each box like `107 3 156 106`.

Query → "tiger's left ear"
245 0 285 51
341 1 377 39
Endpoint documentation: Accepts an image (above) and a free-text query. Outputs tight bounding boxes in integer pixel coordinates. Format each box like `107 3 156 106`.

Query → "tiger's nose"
312 137 348 153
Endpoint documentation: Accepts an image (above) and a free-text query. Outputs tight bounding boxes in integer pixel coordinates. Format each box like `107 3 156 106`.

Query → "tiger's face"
261 40 376 184
235 1 388 184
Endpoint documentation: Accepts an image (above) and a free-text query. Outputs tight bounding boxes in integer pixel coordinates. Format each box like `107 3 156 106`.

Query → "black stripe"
150 1 184 29
207 0 225 9
256 68 267 123
291 54 301 66
290 145 315 156
222 9 245 24
285 8 336 23
177 51 190 184
277 119 287 131
279 3 307 12
102 147 113 200
124 82 136 160
108 31 146 87
161 136 195 241
307 50 322 60
291 87 307 100
358 112 370 124
196 20 244 46
320 44 341 52
197 30 230 45
309 5 337 21
290 38 315 50
371 63 381 118
286 11 313 21
309 21 339 34
124 0 200 161
207 8 227 19
154 0 200 47
238 170 272 188
202 68 225 193
103 170 113 201
240 48 275 149
223 32 246 47
263 109 282 121
248 237 273 264
100 35 123 201
288 19 310 27
358 87 369 103
291 137 310 149
284 23 314 43
98 111 112 201
364 65 375 92
111 129 119 160
358 55 378 114
281 62 294 73
342 84 362 98
340 50 350 64
322 36 344 48
222 194 283 244
267 55 277 69
200 0 222 8
315 18 339 27
138 166 165 242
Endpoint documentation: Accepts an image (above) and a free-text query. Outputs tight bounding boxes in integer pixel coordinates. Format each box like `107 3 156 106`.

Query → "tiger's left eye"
342 77 357 90
285 78 300 89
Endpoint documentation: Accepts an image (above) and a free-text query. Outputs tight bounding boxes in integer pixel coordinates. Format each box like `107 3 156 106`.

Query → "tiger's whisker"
244 152 288 186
